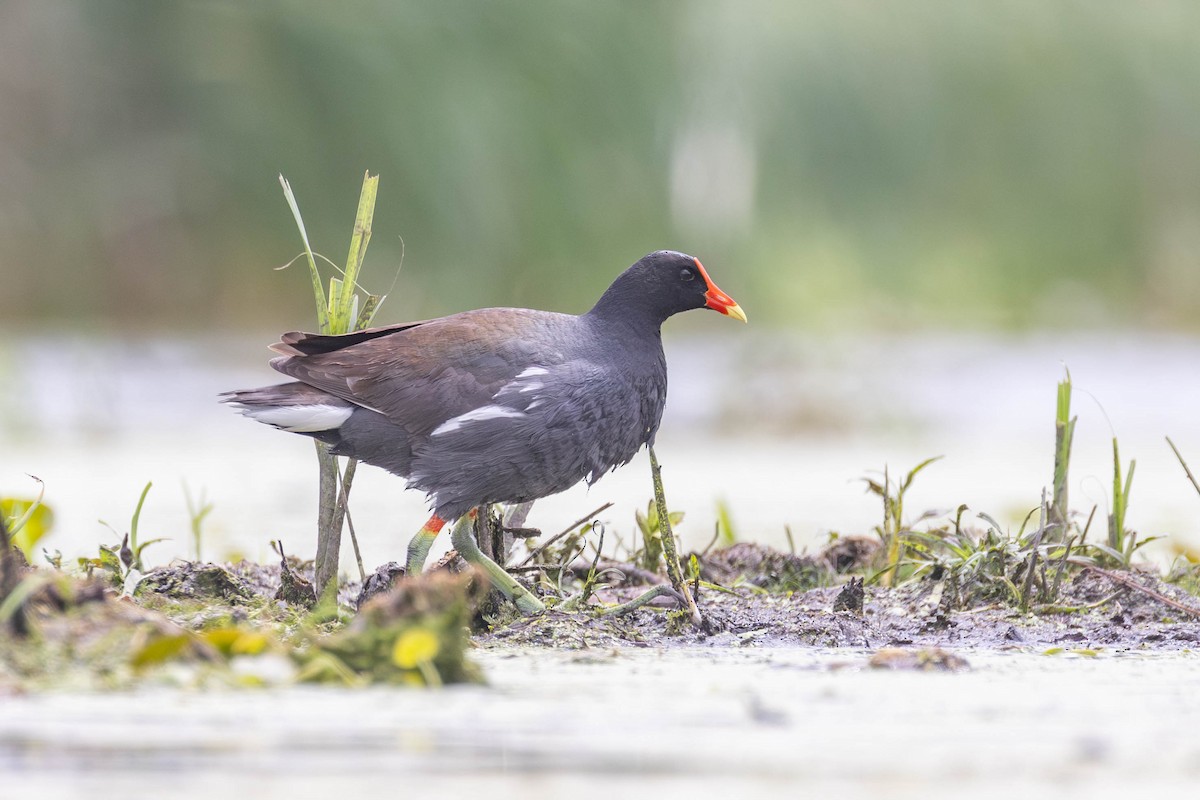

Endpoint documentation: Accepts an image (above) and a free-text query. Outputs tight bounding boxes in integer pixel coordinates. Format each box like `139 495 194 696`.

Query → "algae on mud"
0 556 486 691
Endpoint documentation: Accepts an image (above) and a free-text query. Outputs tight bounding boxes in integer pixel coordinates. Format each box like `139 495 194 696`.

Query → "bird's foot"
449 514 545 615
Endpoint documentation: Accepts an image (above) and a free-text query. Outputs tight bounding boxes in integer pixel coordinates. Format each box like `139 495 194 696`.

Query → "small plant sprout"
1051 368 1076 533
863 456 943 587
634 499 684 573
558 522 614 612
98 482 167 575
183 483 214 562
715 499 738 547
1108 438 1136 556
1083 437 1160 567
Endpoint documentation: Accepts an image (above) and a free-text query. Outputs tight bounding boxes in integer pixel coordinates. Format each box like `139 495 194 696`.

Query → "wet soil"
173 539 1200 654
4 539 1200 693
477 565 1200 653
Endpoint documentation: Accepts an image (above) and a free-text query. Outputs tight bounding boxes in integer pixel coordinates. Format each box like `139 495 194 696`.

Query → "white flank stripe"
494 366 550 402
432 404 526 436
244 404 353 432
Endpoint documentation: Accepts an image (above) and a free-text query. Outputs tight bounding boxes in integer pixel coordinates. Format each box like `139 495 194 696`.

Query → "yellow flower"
392 628 440 669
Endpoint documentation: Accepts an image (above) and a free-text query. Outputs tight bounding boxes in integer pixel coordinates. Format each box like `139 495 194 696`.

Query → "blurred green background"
3 0 1199 332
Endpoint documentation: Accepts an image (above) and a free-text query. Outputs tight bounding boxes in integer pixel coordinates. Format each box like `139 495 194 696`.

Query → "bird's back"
250 307 668 518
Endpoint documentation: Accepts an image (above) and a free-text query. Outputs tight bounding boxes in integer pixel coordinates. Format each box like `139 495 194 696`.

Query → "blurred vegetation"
2 0 1199 331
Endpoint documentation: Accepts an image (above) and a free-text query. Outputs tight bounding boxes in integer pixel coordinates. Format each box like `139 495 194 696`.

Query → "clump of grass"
278 172 389 600
900 503 1072 611
867 369 1174 612
1083 438 1158 567
862 456 942 587
1046 372 1157 568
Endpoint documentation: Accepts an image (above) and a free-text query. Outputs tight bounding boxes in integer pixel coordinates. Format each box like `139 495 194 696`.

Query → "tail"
220 381 355 435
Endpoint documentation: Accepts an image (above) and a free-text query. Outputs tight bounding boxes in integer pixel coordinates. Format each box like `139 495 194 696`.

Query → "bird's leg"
405 514 446 575
648 445 702 625
450 508 545 615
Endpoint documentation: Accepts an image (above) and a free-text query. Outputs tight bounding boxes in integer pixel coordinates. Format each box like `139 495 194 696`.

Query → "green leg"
406 515 445 575
449 513 545 615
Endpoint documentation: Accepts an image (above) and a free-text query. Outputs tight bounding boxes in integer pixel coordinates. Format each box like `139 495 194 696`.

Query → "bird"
222 250 746 611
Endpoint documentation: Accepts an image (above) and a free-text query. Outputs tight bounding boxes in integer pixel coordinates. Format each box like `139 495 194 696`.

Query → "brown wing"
268 308 574 436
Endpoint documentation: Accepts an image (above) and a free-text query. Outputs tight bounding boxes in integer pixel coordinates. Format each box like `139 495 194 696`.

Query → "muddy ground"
139 539 1200 654
477 570 1200 652
5 536 1200 694
477 563 1200 654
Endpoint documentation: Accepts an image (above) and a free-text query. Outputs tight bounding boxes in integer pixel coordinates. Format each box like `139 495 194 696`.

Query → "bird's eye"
680 268 694 281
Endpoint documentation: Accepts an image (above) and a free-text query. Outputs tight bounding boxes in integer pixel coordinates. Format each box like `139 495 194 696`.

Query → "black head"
588 250 746 327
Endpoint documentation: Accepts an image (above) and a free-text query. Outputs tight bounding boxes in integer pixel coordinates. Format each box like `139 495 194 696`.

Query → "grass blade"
1166 437 1200 499
331 172 379 333
1052 369 1076 530
128 481 152 569
278 174 330 332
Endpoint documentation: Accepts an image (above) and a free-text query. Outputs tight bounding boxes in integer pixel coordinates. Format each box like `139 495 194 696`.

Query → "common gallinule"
223 250 745 611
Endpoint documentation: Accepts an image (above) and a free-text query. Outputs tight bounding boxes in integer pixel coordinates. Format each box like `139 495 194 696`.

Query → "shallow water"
3 330 1199 568
3 647 1199 798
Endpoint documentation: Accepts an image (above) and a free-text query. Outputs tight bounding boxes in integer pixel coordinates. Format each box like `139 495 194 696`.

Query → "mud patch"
472 542 1200 653
137 563 252 603
473 576 1200 654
